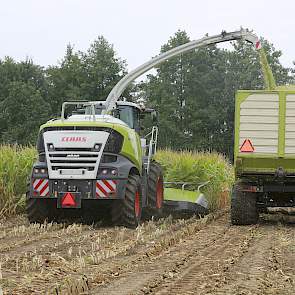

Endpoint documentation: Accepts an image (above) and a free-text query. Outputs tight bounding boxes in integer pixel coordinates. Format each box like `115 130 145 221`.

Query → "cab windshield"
84 105 104 115
78 104 140 131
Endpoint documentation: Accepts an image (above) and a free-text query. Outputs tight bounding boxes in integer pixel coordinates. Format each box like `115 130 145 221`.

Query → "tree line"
0 31 293 157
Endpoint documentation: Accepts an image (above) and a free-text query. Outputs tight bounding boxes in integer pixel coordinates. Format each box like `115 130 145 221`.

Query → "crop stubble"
0 211 294 295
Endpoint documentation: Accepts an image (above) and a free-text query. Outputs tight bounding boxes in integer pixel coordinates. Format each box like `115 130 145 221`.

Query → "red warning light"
240 139 255 153
61 193 76 207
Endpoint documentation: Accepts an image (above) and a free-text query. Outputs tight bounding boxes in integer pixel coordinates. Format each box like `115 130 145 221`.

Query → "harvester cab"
61 100 159 165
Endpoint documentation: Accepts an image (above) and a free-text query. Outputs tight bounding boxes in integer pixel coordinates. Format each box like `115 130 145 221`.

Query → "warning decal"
96 180 117 198
61 193 76 207
33 178 49 196
240 139 255 153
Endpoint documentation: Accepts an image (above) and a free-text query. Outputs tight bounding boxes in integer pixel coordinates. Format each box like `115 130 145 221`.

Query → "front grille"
48 149 100 172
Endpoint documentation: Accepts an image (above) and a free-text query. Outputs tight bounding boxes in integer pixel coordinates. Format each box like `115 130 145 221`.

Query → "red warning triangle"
62 193 76 207
240 139 255 153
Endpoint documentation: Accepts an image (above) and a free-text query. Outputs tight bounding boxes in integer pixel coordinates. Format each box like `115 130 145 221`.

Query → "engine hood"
39 116 143 173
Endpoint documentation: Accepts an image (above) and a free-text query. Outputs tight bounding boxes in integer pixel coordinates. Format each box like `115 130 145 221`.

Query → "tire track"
3 211 293 295
92 213 257 295
151 217 294 295
1 213 217 294
199 219 295 295
0 222 89 255
257 223 295 295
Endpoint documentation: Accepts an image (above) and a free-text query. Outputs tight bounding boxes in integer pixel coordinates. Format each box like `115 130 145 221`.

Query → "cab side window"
133 108 140 133
117 106 140 132
118 106 134 128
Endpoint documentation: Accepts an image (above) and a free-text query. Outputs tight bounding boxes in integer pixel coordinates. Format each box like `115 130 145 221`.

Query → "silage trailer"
232 89 295 224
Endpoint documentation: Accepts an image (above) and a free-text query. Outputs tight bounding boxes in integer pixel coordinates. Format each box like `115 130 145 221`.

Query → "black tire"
26 198 57 223
145 162 164 217
111 174 142 228
231 184 258 225
26 184 56 223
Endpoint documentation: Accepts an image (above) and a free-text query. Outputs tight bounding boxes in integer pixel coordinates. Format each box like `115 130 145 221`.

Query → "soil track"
0 211 294 295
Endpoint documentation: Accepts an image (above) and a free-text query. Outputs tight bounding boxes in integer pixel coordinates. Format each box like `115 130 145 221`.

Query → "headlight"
111 169 117 176
48 143 54 151
34 168 47 175
94 144 101 151
99 168 117 176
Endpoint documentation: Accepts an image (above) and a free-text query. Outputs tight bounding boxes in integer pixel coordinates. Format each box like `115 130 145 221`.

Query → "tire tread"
231 183 258 225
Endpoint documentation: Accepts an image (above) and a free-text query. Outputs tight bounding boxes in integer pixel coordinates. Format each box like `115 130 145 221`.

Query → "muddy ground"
0 210 294 295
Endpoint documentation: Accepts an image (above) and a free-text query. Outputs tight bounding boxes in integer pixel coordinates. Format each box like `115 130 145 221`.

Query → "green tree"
1 82 50 144
80 36 127 100
0 58 50 144
142 31 294 156
46 45 84 115
142 31 228 151
142 31 192 148
47 36 128 115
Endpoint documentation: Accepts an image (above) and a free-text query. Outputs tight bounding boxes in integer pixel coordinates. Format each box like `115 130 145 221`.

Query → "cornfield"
0 145 234 217
154 149 234 210
0 145 36 216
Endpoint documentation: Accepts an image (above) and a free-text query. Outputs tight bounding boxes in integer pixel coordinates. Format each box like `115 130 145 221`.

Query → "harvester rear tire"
111 174 142 228
26 184 56 223
231 184 258 225
145 161 164 218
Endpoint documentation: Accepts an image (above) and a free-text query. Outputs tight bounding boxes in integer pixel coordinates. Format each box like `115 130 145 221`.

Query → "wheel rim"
134 191 140 217
156 177 164 209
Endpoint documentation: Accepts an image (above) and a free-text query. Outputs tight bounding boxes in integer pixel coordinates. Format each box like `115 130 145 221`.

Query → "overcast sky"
0 0 294 71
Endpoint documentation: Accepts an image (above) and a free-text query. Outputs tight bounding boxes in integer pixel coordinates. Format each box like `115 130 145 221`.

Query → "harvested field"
0 211 294 294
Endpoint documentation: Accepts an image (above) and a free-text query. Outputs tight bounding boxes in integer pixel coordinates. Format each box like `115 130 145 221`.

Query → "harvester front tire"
112 175 142 228
231 184 258 225
146 162 164 218
26 198 56 223
26 184 56 223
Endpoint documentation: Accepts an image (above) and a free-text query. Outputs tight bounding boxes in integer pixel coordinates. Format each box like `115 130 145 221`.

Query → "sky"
0 0 294 72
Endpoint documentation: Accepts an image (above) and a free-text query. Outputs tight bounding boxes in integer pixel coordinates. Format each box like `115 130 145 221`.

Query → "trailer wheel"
146 162 164 217
112 174 142 228
231 184 258 225
26 184 56 223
